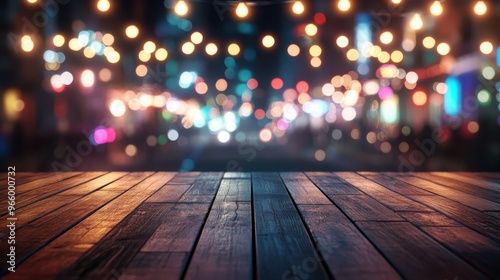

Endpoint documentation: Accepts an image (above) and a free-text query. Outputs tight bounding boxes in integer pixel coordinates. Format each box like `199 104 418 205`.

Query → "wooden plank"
1 172 127 239
140 203 211 253
168 172 200 184
253 173 329 279
15 172 82 194
432 172 500 192
361 173 434 196
412 173 500 203
0 172 53 190
330 195 404 222
185 179 252 279
11 172 120 207
306 172 363 195
119 252 188 279
298 204 401 279
223 172 251 178
145 184 191 203
5 172 174 279
356 222 486 280
57 172 128 195
393 175 500 211
398 212 462 227
58 202 174 279
421 226 500 278
409 195 500 242
337 172 433 212
280 172 332 204
122 175 223 279
485 211 500 220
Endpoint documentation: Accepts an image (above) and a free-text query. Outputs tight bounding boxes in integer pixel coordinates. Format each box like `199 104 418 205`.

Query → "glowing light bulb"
235 2 249 18
430 1 443 16
410 13 423 30
292 1 305 15
337 0 351 12
174 0 189 17
474 1 487 16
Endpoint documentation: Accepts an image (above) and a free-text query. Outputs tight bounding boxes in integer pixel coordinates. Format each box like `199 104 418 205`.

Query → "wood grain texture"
298 204 400 279
357 222 486 280
420 226 500 278
253 173 329 279
409 195 500 242
5 172 173 279
3 172 500 279
330 195 404 222
392 175 500 211
337 172 433 212
412 173 500 203
361 173 434 196
280 172 332 204
184 177 252 279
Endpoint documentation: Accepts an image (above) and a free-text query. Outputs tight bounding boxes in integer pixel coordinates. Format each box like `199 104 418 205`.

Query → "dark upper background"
1 0 499 172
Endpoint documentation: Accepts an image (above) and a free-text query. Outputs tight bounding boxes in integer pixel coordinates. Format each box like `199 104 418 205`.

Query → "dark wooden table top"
1 172 499 279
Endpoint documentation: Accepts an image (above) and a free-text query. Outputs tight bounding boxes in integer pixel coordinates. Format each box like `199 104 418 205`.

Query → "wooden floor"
1 172 500 279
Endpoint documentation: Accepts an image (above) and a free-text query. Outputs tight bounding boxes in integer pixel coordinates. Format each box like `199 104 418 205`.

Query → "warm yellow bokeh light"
143 41 156 53
182 42 195 55
287 44 300 56
479 41 493 54
380 31 393 44
235 2 249 18
337 0 351 12
410 13 423 30
292 1 305 15
346 49 359 61
97 0 110 12
378 51 390 63
191 32 203 44
106 51 120 63
336 35 349 48
68 38 82 51
155 48 168 61
430 1 443 16
262 35 275 48
422 36 436 49
125 25 139 39
227 43 240 56
437 42 450 55
305 23 318 36
391 50 404 63
309 45 322 57
174 0 189 16
135 64 148 77
102 33 114 46
310 57 322 68
26 0 38 3
21 35 34 52
53 34 65 47
83 46 95 58
206 43 218 55
391 0 402 4
138 50 151 62
474 1 487 16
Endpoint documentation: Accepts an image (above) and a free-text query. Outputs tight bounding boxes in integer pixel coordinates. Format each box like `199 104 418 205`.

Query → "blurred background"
1 0 499 171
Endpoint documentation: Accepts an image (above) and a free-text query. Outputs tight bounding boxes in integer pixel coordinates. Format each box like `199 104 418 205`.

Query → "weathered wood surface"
1 172 499 279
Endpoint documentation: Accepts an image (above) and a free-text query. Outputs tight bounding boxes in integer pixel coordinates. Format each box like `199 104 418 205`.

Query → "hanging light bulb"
410 13 423 30
430 1 443 16
235 2 249 18
174 0 189 17
474 1 487 16
292 1 305 15
337 0 351 12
